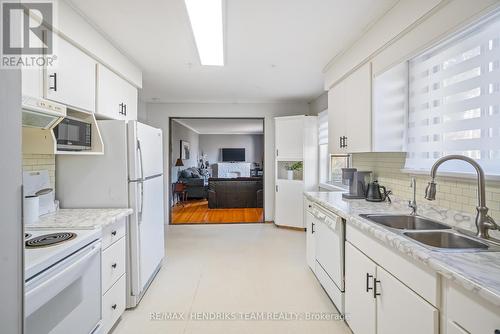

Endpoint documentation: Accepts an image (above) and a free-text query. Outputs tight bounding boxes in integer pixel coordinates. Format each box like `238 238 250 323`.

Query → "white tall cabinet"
274 115 318 228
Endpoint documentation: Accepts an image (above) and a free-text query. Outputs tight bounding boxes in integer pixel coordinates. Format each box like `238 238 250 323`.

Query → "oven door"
25 241 102 334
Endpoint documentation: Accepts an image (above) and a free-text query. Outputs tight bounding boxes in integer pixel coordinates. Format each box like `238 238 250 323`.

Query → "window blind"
373 62 408 152
318 109 329 182
405 13 500 175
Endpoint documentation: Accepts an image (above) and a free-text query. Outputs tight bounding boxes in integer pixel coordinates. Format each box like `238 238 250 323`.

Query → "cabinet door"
345 242 376 334
123 82 138 121
274 180 303 228
446 321 470 334
376 266 439 334
275 117 303 158
305 211 316 271
45 36 96 112
96 65 125 120
343 62 372 153
97 65 138 121
328 82 347 154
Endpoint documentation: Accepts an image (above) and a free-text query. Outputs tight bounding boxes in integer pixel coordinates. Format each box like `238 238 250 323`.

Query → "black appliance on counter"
54 117 92 151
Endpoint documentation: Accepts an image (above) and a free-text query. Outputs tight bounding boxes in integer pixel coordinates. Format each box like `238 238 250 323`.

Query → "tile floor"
112 224 351 334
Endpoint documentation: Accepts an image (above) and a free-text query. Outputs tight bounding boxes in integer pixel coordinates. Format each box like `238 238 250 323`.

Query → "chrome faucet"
424 155 499 239
408 177 417 215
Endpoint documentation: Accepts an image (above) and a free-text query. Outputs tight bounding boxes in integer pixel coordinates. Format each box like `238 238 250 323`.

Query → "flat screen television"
221 148 246 162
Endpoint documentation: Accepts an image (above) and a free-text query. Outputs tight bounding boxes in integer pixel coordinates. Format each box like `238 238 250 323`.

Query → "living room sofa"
208 177 263 209
178 167 209 199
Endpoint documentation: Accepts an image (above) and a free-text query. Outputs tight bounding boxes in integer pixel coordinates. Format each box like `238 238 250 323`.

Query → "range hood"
22 96 66 129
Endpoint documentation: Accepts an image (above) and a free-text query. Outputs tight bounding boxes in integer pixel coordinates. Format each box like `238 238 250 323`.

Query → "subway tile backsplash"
352 152 500 221
22 154 56 188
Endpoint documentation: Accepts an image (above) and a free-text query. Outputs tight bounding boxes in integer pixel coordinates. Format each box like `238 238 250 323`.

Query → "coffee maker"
341 168 372 199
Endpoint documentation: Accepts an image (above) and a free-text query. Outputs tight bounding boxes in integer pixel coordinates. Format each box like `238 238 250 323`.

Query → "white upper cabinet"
275 116 304 159
329 62 372 154
45 36 96 113
96 65 138 121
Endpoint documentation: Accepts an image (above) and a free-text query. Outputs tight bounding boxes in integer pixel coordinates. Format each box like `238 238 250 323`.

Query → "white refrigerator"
56 120 165 308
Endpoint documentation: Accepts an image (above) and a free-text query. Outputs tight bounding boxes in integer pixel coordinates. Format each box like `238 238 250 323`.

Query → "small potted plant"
286 161 303 180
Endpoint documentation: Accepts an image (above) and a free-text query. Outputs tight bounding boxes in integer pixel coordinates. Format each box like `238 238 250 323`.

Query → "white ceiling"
68 0 398 103
174 118 264 134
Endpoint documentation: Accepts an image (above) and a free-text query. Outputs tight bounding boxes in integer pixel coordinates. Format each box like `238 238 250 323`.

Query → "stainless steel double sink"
359 214 500 252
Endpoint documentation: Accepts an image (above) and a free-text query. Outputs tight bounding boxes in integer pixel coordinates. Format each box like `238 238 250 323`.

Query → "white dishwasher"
311 204 345 314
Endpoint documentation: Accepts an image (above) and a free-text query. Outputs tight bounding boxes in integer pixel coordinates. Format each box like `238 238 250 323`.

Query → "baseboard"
273 223 306 231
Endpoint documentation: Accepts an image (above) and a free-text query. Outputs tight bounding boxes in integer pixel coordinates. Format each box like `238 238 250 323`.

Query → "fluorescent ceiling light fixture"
184 0 224 66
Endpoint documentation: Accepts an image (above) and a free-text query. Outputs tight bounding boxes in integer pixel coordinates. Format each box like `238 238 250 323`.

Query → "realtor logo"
1 1 55 68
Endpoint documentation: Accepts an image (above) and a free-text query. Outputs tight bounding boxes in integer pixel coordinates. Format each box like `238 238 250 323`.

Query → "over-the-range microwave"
53 117 92 151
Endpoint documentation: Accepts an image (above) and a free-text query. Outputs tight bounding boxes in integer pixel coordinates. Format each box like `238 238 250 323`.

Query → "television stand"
212 162 251 178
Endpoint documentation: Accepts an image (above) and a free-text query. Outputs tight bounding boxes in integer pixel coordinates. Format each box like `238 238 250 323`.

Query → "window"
318 110 329 183
405 12 500 175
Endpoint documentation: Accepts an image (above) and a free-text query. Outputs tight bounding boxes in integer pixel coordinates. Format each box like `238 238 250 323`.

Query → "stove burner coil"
25 233 32 239
25 232 77 248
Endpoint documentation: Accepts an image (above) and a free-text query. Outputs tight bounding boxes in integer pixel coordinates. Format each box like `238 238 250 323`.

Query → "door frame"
168 117 266 224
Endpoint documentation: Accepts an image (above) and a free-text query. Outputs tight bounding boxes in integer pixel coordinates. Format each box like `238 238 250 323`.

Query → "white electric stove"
24 228 103 334
24 228 101 280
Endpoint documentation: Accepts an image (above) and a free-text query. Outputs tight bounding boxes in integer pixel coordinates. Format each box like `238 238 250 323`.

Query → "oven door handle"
25 242 101 317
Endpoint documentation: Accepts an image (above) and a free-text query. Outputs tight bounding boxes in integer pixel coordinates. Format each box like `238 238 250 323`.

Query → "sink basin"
359 214 451 230
403 231 489 250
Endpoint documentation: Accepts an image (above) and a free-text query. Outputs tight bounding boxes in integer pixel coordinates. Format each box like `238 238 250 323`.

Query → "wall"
171 120 200 182
199 134 264 165
324 0 500 88
352 153 500 223
308 92 328 115
56 0 142 87
22 154 56 188
0 67 23 333
143 102 309 221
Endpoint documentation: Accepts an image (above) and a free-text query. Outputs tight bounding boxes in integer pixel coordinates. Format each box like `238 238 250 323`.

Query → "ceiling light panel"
184 0 225 66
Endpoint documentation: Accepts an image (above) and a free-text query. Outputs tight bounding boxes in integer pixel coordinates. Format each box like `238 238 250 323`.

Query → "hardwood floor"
172 199 264 224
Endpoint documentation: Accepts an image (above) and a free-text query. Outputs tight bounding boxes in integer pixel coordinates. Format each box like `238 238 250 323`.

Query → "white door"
315 215 343 290
45 36 96 112
138 175 165 290
96 65 138 121
376 266 439 334
275 117 303 158
345 242 376 334
305 211 316 271
274 180 304 228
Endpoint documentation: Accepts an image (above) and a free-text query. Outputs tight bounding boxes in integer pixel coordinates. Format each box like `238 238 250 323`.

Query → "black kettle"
365 181 390 202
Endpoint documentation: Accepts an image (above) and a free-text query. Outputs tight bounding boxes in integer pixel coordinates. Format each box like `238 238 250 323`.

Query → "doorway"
169 118 265 224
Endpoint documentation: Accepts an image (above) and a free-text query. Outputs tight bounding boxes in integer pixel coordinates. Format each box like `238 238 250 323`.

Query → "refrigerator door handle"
137 139 145 222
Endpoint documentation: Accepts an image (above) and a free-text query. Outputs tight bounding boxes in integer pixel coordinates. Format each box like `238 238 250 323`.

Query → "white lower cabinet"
446 321 470 334
305 210 316 271
345 241 438 334
102 274 126 334
345 242 376 334
376 265 439 334
101 218 127 333
444 280 500 334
